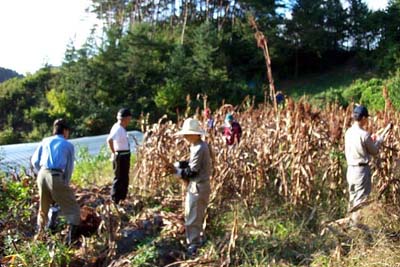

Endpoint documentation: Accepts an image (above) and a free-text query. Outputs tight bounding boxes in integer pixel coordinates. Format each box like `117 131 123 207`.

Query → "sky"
366 0 389 11
0 0 389 75
0 0 100 75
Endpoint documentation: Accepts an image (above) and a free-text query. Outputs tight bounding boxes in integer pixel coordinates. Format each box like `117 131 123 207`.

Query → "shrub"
72 146 113 187
0 126 20 145
342 78 385 111
387 70 400 110
313 87 347 107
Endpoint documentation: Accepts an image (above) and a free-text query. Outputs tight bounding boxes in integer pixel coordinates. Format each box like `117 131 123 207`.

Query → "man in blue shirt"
31 119 80 245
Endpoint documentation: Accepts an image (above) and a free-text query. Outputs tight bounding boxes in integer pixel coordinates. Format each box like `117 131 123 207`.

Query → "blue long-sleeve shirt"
31 134 75 183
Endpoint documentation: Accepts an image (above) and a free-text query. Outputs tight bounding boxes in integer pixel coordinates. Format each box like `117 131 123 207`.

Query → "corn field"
3 93 400 266
134 95 400 210
113 94 400 266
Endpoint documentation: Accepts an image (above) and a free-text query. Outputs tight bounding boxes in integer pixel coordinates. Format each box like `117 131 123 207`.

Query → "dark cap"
117 108 132 119
353 105 369 119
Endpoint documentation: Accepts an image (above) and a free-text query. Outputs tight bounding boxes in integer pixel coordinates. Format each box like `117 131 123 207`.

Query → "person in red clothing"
223 113 242 146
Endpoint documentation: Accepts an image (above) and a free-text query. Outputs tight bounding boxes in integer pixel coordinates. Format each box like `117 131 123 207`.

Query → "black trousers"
111 153 131 204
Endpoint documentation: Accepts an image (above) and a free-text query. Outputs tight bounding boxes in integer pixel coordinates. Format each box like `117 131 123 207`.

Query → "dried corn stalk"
132 96 400 208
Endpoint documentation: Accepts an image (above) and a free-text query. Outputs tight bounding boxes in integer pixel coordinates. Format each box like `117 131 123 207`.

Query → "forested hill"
0 0 399 145
0 67 22 83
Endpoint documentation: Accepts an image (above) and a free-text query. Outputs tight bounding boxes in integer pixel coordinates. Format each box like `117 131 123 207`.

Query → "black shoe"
200 236 207 246
46 206 60 233
113 200 120 205
66 224 80 246
187 245 198 256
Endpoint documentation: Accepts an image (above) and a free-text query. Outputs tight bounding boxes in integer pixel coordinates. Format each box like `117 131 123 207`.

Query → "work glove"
173 162 183 178
371 134 384 146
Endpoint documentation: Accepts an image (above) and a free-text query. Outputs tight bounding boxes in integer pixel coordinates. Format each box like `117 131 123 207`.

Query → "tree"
346 0 371 50
323 0 347 50
375 0 400 72
0 67 56 142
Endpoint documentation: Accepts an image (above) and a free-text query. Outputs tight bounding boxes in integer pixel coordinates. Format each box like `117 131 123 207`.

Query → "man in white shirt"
107 108 132 204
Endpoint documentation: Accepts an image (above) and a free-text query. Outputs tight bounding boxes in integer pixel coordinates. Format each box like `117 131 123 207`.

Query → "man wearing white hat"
170 118 212 256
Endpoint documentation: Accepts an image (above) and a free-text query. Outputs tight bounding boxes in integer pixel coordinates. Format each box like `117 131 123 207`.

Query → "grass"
129 240 158 266
278 65 376 99
72 145 112 187
72 145 136 187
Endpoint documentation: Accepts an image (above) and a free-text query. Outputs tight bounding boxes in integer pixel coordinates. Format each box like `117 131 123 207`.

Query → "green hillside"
0 67 22 83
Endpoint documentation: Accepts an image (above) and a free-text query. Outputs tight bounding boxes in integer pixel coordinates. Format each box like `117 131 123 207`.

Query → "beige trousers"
347 166 371 225
37 169 80 228
185 181 211 246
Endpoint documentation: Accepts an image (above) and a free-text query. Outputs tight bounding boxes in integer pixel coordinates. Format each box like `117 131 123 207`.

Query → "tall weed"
72 145 113 186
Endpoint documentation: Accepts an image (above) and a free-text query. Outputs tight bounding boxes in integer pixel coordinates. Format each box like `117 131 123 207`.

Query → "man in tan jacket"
344 105 388 225
170 118 212 256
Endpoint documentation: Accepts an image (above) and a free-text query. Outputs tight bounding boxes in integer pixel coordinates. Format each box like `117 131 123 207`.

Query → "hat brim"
353 112 370 118
175 129 206 136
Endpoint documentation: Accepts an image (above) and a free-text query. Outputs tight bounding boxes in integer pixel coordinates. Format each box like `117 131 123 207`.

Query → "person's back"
33 134 73 159
344 105 389 226
31 118 80 245
36 135 75 182
345 123 379 166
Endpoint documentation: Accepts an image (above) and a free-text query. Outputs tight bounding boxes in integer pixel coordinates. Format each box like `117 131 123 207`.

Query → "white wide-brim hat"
175 118 206 135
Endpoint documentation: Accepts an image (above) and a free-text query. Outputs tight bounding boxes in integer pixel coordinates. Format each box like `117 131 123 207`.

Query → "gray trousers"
37 169 81 229
185 181 211 247
346 165 371 209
